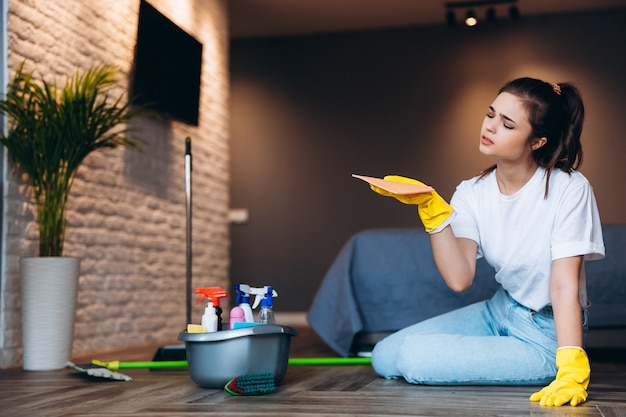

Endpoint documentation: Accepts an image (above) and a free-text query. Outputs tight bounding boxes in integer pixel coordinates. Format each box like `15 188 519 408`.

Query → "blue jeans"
371 288 562 385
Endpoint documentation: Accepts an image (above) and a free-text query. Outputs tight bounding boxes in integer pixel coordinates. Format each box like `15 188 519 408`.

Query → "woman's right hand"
370 175 455 234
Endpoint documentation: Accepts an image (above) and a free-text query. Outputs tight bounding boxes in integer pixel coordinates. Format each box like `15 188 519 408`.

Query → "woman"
369 77 605 407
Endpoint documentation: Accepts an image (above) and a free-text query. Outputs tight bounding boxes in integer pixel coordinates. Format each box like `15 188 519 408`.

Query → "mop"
66 138 193 380
151 137 193 362
77 357 370 389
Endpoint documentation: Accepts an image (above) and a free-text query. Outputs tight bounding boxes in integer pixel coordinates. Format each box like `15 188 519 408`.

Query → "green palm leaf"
0 62 147 256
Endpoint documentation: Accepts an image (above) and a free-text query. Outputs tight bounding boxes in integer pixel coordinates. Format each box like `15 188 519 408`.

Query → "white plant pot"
20 257 80 371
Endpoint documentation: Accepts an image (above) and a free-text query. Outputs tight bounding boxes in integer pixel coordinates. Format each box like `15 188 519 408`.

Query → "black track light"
446 10 456 26
444 1 520 27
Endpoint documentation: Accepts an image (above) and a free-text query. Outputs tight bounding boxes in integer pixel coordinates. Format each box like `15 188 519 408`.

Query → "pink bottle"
229 306 246 329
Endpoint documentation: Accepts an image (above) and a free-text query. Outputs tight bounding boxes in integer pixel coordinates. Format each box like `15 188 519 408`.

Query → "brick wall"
0 0 229 368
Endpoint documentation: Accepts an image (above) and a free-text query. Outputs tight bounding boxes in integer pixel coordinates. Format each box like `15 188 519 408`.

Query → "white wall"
0 0 229 368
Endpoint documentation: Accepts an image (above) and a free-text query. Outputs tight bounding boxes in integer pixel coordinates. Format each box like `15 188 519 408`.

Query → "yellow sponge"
187 324 206 333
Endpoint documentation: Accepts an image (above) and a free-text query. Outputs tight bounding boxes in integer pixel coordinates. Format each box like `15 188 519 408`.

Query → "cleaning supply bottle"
229 306 246 329
201 301 218 332
257 286 276 324
240 294 254 323
234 284 254 322
194 287 227 332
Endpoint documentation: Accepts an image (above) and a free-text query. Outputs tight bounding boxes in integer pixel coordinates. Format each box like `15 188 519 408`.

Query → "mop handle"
92 357 371 370
185 137 192 325
92 359 188 370
288 357 371 365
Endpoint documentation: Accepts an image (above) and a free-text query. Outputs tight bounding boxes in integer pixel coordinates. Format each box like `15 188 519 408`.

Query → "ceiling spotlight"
446 10 456 25
509 5 520 20
465 9 477 27
486 7 496 23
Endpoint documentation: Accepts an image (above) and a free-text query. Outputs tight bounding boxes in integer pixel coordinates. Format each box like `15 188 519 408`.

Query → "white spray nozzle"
251 286 278 309
235 284 278 309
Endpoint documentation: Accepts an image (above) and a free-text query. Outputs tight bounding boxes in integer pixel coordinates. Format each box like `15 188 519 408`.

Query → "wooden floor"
1 326 625 417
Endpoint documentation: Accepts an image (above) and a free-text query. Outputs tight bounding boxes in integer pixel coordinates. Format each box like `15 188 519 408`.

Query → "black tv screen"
132 0 203 126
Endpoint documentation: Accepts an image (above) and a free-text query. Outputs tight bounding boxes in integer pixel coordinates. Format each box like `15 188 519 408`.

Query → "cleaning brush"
224 372 275 395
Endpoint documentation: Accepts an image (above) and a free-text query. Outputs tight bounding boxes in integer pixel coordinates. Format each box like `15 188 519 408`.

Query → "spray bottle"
257 286 276 324
233 284 254 323
194 287 227 332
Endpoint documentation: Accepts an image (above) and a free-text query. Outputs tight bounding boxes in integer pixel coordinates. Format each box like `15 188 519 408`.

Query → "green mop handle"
288 357 371 365
93 357 371 370
92 359 188 370
120 360 189 369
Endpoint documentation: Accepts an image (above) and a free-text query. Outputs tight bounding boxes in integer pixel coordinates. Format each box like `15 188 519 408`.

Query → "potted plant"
0 62 146 370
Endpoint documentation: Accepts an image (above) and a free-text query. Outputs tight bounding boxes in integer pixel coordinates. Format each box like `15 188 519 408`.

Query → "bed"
307 225 626 357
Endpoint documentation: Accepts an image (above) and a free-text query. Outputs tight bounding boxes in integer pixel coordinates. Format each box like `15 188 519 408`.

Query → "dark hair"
479 77 585 197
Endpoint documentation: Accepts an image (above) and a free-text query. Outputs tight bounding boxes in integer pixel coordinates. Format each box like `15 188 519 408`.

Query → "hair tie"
552 83 562 95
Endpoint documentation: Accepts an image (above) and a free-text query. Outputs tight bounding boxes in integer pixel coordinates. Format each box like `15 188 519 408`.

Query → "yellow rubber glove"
370 175 454 234
529 347 590 407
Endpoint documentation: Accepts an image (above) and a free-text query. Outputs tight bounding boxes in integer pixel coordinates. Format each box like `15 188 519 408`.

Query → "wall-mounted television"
132 0 203 126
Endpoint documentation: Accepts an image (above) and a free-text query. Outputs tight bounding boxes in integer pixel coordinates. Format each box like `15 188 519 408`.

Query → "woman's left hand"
530 347 590 406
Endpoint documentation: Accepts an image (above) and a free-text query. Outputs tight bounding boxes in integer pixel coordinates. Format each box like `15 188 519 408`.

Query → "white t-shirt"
450 167 605 311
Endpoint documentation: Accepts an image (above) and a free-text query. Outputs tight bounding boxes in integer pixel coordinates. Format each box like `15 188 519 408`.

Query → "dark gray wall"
229 9 626 311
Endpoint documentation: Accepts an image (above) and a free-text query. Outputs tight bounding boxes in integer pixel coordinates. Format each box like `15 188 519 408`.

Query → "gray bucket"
178 324 297 388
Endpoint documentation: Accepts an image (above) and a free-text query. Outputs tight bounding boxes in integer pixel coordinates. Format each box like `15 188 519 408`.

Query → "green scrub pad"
224 372 275 395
